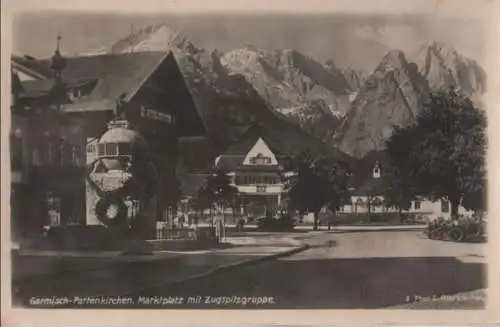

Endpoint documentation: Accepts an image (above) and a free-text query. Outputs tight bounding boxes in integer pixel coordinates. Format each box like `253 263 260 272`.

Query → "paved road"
132 231 486 309
11 245 302 307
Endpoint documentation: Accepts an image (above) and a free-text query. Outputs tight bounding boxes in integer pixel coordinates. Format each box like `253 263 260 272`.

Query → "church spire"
56 32 62 52
50 31 68 112
50 31 67 80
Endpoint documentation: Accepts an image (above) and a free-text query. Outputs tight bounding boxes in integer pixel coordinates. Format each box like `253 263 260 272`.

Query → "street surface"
134 231 486 309
12 231 486 309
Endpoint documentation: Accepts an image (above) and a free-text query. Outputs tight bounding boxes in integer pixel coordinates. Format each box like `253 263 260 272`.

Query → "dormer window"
250 153 272 165
67 80 98 101
70 88 82 99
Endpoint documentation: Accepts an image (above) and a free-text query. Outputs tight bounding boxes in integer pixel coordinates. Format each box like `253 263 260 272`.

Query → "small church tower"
373 161 382 179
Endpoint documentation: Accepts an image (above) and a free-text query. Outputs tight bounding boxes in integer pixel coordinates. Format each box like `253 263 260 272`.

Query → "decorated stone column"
85 107 158 240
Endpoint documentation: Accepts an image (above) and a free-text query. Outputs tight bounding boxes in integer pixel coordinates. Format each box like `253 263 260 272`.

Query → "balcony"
256 184 267 193
237 184 283 195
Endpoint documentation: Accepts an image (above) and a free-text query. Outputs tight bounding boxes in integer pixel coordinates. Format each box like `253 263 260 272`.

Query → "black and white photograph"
2 0 499 325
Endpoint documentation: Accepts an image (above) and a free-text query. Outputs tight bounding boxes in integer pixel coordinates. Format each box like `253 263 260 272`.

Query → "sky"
11 1 491 72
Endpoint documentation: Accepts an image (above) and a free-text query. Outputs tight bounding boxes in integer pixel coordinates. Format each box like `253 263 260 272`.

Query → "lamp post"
368 161 381 223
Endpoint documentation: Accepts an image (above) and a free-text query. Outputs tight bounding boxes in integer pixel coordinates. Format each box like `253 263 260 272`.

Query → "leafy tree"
193 171 239 218
462 185 486 214
284 149 351 230
382 171 414 220
386 89 486 219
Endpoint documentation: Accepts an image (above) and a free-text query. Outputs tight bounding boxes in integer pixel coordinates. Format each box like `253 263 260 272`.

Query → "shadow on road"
12 254 486 309
144 256 486 309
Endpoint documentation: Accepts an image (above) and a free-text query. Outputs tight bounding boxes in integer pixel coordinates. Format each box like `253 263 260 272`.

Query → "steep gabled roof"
11 55 53 80
216 120 358 172
18 51 206 137
49 52 168 112
215 123 285 171
221 123 283 156
17 79 56 98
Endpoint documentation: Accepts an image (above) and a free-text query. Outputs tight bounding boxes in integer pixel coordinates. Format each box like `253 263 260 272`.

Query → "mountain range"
91 23 487 163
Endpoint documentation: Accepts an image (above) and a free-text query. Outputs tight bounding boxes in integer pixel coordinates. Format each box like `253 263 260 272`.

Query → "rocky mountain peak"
97 26 487 163
427 41 460 59
336 49 430 158
342 67 367 93
377 50 409 72
109 23 200 55
411 41 486 99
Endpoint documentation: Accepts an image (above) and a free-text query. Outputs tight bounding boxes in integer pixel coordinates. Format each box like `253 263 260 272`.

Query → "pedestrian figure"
236 218 245 231
179 215 185 229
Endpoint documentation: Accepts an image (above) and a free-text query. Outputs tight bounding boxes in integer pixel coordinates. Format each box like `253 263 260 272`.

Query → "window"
97 144 105 156
105 143 118 156
87 144 95 154
69 88 82 100
32 149 41 166
71 146 78 165
97 143 127 156
249 153 272 165
414 201 421 210
61 144 71 167
441 200 450 213
60 144 79 167
10 134 23 170
46 142 54 164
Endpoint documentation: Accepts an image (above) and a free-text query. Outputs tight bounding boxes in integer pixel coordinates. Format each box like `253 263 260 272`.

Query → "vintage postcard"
1 0 499 325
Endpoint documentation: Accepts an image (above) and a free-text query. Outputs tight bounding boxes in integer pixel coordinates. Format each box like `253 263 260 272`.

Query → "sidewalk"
327 225 426 232
201 223 426 232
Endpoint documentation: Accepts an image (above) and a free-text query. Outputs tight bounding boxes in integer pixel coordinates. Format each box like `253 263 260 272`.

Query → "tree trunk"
367 196 371 223
313 211 319 231
450 195 460 220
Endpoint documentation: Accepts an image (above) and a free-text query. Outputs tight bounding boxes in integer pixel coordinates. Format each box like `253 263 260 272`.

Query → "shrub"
256 214 296 232
425 216 486 242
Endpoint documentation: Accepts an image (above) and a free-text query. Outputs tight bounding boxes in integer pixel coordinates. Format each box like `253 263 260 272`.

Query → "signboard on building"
140 106 172 124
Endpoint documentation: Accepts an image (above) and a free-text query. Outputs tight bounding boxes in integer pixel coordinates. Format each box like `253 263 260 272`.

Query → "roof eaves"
165 52 209 136
11 56 52 80
123 52 170 103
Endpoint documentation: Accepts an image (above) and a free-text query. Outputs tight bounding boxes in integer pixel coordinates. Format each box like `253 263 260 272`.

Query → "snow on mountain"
91 25 487 161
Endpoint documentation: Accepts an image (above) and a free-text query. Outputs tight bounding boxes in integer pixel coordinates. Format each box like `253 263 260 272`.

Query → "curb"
119 244 310 297
331 227 425 233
